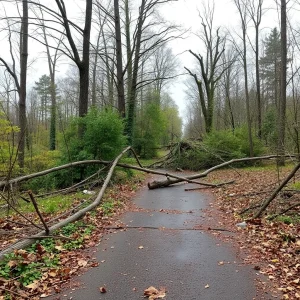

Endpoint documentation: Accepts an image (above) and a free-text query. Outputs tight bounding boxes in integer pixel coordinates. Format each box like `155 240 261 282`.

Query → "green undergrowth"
0 220 95 288
0 172 144 291
0 192 87 218
274 215 300 225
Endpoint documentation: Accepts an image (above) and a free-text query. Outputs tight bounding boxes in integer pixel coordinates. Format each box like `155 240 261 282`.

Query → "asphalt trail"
49 177 268 300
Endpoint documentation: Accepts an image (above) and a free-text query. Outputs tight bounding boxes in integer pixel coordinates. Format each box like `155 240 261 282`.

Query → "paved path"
50 177 267 300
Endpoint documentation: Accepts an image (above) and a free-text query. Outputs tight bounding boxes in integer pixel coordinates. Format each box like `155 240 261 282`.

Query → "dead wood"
254 162 300 218
148 155 292 190
0 192 43 230
0 287 29 299
184 180 235 191
28 190 49 234
25 235 72 240
0 160 204 191
268 202 300 220
0 146 131 260
239 204 262 214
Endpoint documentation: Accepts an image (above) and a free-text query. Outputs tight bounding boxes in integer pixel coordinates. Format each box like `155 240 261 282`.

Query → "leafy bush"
0 112 20 177
61 108 126 162
24 150 60 172
55 108 126 187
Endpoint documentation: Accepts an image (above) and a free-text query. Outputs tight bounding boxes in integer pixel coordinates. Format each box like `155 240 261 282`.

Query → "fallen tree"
0 157 227 191
0 146 131 259
253 162 300 218
147 155 295 189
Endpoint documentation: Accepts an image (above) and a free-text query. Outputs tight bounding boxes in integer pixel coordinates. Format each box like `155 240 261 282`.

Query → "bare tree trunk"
234 0 254 156
248 0 263 139
126 0 146 144
148 155 291 189
125 0 133 110
55 0 93 137
78 0 92 118
18 0 29 168
114 0 125 117
91 27 101 107
277 0 287 165
254 162 300 218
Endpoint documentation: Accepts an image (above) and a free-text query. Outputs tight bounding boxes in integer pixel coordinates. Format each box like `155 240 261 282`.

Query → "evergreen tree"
260 28 281 107
34 74 58 150
34 75 51 124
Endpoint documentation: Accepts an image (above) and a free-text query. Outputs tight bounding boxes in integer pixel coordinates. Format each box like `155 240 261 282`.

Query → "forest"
0 0 296 174
0 0 300 299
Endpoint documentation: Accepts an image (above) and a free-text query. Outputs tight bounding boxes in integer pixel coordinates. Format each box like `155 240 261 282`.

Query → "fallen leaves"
0 179 143 299
77 259 88 267
206 167 300 299
144 286 166 299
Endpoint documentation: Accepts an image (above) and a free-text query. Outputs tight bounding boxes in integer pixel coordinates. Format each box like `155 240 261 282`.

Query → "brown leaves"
206 168 300 299
144 286 166 299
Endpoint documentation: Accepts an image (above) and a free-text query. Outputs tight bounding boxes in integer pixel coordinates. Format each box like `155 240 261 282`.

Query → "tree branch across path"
0 152 297 259
147 155 294 189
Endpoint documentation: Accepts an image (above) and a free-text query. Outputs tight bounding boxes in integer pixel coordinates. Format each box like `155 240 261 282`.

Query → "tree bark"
126 0 146 145
277 0 287 165
254 162 300 218
114 0 125 117
147 155 293 189
0 146 131 259
55 0 93 137
234 0 254 157
18 0 29 168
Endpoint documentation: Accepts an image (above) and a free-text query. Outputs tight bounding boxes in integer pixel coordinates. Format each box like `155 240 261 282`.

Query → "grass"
0 192 88 218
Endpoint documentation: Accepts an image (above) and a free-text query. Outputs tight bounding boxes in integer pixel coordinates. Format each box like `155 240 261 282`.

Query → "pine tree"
260 28 281 107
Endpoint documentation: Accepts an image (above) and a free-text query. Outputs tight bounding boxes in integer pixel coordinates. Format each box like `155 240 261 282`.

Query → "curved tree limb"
147 155 295 189
0 146 130 259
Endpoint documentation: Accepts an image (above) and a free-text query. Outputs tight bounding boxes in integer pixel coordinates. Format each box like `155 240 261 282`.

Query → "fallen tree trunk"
0 146 131 260
147 155 294 189
253 162 300 218
0 159 212 191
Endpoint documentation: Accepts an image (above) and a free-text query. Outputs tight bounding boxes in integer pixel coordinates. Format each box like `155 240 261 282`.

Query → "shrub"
0 112 20 177
61 108 126 162
56 108 126 187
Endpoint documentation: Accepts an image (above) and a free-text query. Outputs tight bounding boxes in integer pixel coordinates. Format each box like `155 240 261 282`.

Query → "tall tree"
233 0 254 156
34 75 51 124
247 0 263 138
260 28 281 107
18 0 28 168
125 0 180 145
114 0 125 117
54 0 92 136
185 4 228 133
0 0 29 168
278 0 287 165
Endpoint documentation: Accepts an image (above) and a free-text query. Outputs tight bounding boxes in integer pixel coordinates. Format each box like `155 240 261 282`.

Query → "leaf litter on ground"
0 179 143 299
202 166 300 300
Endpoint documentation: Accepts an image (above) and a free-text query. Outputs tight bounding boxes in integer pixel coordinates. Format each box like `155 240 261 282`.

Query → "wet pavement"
49 176 267 300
